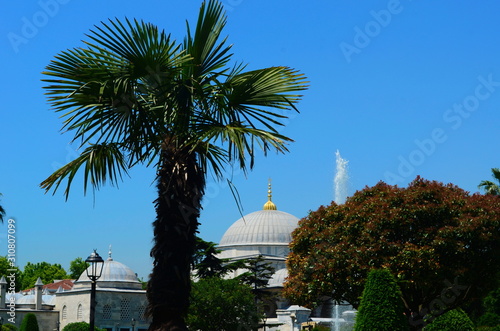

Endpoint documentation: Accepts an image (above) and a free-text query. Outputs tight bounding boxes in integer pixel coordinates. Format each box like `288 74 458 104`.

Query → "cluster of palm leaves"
40 1 307 330
478 168 500 195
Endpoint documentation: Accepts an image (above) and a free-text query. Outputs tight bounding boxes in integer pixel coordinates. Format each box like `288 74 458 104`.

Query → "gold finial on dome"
263 179 277 210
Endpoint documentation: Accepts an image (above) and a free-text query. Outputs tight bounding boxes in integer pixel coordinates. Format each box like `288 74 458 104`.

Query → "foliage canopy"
285 177 500 328
21 262 69 290
423 308 474 331
187 277 260 331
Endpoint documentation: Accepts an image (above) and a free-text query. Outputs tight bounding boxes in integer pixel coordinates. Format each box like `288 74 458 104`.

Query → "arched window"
120 298 131 320
102 304 112 320
77 304 83 320
62 305 67 320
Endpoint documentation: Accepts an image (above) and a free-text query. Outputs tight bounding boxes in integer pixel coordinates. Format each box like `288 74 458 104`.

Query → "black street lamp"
86 250 104 331
131 318 136 331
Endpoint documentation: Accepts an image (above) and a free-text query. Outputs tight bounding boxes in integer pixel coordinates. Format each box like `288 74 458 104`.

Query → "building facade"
0 251 149 331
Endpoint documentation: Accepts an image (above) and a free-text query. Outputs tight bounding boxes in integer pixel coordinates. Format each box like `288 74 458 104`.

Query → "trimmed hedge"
19 314 38 331
354 269 408 331
423 308 474 330
62 322 106 331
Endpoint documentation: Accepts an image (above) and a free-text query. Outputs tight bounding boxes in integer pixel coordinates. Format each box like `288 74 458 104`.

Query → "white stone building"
0 251 149 331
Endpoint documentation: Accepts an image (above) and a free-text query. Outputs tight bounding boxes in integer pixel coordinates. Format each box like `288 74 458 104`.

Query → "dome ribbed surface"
219 210 299 247
74 259 142 290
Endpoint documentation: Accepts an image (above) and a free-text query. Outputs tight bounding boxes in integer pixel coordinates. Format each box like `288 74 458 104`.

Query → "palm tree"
40 1 307 330
0 193 5 223
478 168 500 195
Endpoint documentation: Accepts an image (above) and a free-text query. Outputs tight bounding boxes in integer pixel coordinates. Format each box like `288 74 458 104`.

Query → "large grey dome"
219 209 299 247
74 258 142 290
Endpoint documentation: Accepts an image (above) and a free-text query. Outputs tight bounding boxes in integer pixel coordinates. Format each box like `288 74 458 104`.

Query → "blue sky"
2 0 500 280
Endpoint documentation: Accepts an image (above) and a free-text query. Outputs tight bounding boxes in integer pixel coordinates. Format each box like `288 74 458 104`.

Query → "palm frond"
40 143 129 199
184 0 233 80
0 193 5 223
478 168 500 195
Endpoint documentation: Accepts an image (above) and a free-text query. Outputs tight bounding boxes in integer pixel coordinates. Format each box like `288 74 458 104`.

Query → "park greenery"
39 0 307 329
285 176 500 330
61 322 105 331
187 277 260 331
191 237 276 326
354 269 408 331
0 256 87 291
19 313 38 331
423 308 474 331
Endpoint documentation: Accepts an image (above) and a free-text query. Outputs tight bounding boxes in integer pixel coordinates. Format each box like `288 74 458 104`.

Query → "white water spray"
334 150 349 205
332 150 350 331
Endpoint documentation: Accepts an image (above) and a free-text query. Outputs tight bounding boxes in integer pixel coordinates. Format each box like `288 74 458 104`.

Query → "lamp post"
131 318 136 331
86 250 104 331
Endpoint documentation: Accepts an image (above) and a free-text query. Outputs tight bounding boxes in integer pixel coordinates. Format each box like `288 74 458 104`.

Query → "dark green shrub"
2 324 18 331
19 314 38 331
477 312 500 327
423 308 474 330
62 322 105 331
354 269 408 331
311 326 330 331
187 277 260 331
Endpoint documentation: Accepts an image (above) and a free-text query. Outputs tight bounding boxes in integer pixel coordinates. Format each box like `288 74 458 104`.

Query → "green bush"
311 326 330 331
62 322 105 331
2 324 18 331
187 277 260 331
477 312 500 327
19 314 38 331
423 308 474 330
354 269 408 331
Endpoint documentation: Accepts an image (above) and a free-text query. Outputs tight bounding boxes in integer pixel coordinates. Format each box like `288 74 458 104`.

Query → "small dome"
16 294 55 306
74 258 142 290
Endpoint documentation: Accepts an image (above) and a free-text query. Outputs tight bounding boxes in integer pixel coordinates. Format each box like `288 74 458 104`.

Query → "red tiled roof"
22 279 75 293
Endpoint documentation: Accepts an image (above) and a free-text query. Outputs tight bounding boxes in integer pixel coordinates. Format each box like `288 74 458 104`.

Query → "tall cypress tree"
20 313 39 331
354 269 408 331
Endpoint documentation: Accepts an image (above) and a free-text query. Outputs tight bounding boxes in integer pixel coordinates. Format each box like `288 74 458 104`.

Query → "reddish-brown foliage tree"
284 177 500 330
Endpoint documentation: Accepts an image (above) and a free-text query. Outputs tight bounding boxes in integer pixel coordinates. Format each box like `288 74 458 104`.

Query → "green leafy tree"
423 308 474 330
479 168 500 195
20 262 69 290
2 324 18 331
354 269 408 331
19 313 39 331
237 255 276 317
0 256 22 291
62 322 105 331
39 1 307 329
237 255 275 295
477 312 500 328
68 257 89 279
285 177 500 331
187 277 260 331
192 237 245 279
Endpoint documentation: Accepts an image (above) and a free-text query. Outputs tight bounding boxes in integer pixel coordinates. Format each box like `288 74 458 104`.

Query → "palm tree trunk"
147 145 205 331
